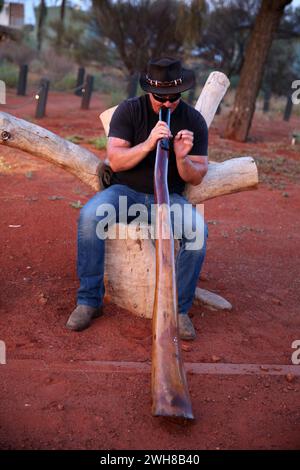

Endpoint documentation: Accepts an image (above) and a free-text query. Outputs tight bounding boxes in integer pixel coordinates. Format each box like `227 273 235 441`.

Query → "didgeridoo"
151 106 194 420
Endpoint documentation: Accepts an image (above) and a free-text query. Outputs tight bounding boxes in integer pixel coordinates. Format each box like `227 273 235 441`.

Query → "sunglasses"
152 92 181 103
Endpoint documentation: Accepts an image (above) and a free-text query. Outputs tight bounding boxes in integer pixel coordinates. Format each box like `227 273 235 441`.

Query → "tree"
91 0 206 97
37 0 48 52
262 38 297 110
55 0 67 49
47 6 108 65
260 4 300 113
200 0 258 77
60 0 66 22
223 0 293 142
276 4 300 39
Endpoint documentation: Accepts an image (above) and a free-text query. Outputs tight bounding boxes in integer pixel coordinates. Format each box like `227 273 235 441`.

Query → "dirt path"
0 91 299 449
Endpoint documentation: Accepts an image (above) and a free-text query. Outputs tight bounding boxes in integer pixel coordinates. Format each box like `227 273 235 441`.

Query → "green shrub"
108 89 126 107
65 135 84 144
88 136 107 150
93 73 125 94
0 61 18 88
52 72 77 91
94 74 114 93
294 105 300 117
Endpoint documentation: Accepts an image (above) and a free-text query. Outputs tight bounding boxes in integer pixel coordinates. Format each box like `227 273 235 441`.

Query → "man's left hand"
174 130 194 160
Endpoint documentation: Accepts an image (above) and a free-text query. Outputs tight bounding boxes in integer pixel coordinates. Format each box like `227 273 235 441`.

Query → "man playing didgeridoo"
66 57 208 340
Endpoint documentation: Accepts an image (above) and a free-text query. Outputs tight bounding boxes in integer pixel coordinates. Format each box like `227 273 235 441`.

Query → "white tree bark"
194 287 232 311
104 224 233 319
185 156 258 203
194 71 230 128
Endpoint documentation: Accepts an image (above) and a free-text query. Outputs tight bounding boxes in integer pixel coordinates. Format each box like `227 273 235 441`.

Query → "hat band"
146 75 183 88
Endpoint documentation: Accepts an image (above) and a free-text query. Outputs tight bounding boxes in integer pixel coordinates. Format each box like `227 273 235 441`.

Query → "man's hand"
174 130 194 160
144 121 172 151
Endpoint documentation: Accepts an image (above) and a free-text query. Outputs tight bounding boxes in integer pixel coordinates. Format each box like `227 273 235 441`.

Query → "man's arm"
174 129 208 186
107 121 172 172
107 137 148 172
176 154 208 186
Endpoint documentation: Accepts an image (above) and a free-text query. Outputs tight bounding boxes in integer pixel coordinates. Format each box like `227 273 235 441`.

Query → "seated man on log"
66 57 209 340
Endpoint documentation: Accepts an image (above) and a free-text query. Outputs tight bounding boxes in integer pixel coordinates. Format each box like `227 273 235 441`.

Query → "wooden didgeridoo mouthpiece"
151 106 194 420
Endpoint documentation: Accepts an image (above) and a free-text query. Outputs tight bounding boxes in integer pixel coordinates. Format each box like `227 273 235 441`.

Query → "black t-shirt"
108 94 208 194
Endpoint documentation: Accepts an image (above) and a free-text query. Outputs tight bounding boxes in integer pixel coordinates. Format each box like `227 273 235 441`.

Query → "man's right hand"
144 121 173 151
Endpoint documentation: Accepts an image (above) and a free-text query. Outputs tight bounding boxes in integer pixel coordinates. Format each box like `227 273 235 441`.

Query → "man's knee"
79 197 100 225
80 187 120 222
169 199 206 249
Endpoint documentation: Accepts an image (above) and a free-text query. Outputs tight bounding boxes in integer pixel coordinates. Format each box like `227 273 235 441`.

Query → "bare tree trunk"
37 0 47 52
56 0 66 49
60 0 66 22
223 0 292 142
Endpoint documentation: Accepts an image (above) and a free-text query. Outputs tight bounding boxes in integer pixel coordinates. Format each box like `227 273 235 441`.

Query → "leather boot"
178 314 196 341
66 304 103 332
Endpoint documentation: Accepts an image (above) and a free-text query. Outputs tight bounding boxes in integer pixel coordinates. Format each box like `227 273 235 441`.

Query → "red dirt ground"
0 90 300 450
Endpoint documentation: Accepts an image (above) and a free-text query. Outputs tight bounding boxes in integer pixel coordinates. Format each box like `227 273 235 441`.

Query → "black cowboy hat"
140 57 195 95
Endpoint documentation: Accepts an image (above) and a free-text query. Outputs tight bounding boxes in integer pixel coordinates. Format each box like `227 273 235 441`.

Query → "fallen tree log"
0 112 257 203
0 112 103 191
185 156 258 203
0 71 258 318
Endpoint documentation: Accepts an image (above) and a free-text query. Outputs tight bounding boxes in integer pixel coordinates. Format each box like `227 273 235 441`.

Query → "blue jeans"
77 184 208 315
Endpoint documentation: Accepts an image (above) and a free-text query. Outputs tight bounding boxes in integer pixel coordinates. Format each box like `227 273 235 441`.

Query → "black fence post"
127 72 139 98
75 67 85 96
35 78 50 119
263 88 271 113
187 87 195 105
283 94 293 122
17 64 28 96
81 75 94 110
